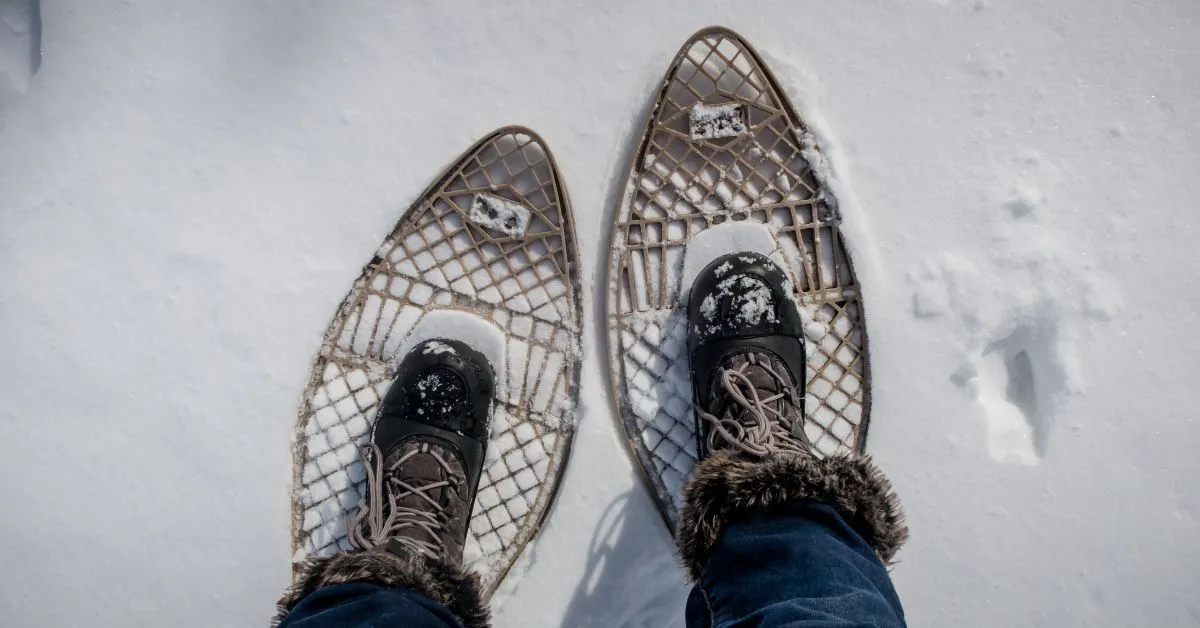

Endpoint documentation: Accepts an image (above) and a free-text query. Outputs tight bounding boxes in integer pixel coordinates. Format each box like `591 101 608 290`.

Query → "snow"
1 2 1199 628
720 275 777 326
697 274 779 332
422 340 457 356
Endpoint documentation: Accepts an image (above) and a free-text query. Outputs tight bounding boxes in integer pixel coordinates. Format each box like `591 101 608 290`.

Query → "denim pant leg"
686 503 906 628
279 581 464 628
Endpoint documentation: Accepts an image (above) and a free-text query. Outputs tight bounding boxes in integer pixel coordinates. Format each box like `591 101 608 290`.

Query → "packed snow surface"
1 2 1199 627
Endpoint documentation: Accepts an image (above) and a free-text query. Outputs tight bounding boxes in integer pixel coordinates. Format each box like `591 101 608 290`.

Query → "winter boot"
276 339 493 628
686 251 809 461
677 252 907 581
349 339 493 563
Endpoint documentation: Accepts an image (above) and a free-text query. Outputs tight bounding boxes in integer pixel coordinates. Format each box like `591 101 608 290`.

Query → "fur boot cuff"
677 450 908 581
273 550 489 627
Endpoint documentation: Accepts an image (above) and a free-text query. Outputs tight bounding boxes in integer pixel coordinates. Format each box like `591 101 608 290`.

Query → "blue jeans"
281 503 905 627
278 581 464 628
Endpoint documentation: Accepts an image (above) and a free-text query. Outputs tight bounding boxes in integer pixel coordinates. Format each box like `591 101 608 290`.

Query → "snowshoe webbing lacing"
349 443 460 559
699 351 808 458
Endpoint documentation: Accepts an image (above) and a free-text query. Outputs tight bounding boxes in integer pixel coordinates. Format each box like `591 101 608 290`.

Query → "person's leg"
275 550 488 627
274 339 496 628
279 582 463 628
684 502 904 627
681 252 908 627
677 454 907 628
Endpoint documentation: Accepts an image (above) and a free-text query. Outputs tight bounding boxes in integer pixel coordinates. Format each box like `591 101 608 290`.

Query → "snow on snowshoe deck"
605 27 871 529
291 127 582 597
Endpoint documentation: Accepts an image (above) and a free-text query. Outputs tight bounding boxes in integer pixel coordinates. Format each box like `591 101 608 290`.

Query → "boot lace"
698 353 808 457
348 443 458 559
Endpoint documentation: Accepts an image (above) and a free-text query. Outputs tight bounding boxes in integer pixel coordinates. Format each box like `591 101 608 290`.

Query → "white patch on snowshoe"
469 192 532 238
690 102 748 139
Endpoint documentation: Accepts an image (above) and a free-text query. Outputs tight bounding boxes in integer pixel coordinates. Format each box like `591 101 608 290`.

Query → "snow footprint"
0 0 41 115
914 257 1085 466
951 316 1072 465
910 151 1115 465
